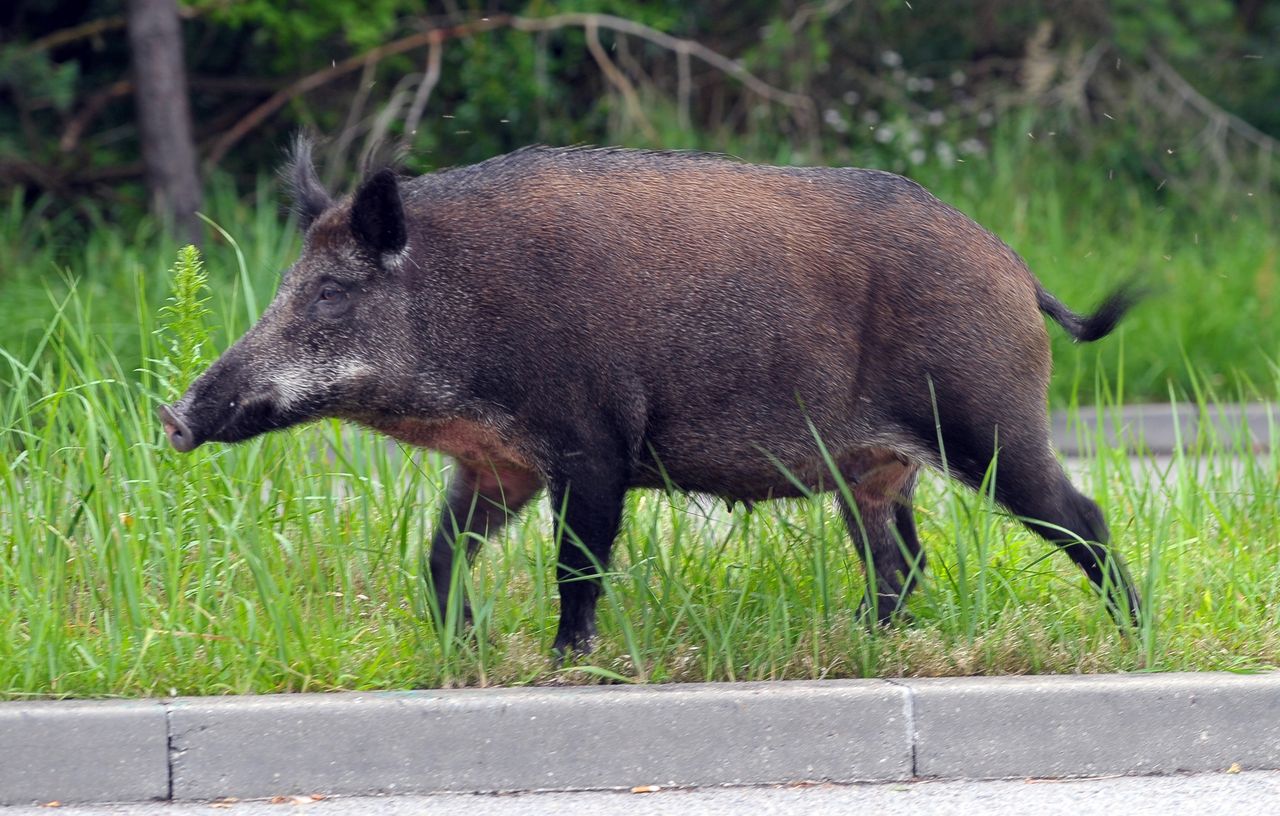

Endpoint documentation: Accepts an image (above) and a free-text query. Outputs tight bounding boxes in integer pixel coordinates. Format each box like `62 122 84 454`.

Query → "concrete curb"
3 672 1278 806
1051 403 1276 456
0 699 169 805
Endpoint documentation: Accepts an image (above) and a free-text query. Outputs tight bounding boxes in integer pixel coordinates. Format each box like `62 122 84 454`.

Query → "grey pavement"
4 772 1279 816
1052 402 1275 455
4 673 1280 807
1061 452 1256 486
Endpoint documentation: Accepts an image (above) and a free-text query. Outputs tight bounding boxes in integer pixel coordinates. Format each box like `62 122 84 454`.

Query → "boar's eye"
313 282 352 317
318 285 346 302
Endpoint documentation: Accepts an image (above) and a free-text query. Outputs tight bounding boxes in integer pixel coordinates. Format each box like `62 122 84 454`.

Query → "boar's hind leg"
947 435 1142 626
428 462 542 624
837 455 923 625
1012 473 1141 626
548 463 627 659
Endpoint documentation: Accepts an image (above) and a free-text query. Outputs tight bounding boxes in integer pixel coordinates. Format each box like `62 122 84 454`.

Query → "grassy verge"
1 226 1277 698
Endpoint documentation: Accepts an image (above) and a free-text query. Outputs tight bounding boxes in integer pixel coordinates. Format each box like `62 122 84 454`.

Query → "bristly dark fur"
1036 280 1147 343
284 135 334 231
427 144 731 180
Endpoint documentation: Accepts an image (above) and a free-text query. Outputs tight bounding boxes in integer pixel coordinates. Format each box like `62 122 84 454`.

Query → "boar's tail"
1036 280 1146 343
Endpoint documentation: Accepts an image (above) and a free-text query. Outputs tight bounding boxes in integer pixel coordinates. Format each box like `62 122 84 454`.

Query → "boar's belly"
373 417 536 473
635 440 911 502
631 449 821 500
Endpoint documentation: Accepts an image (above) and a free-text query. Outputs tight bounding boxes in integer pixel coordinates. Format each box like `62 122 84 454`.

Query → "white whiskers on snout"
268 365 314 411
268 359 373 411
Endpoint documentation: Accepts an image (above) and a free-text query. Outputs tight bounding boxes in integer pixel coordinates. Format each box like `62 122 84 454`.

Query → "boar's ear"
286 135 333 231
350 168 407 257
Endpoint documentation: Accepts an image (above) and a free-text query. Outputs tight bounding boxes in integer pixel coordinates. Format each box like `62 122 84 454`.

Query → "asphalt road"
8 772 1279 816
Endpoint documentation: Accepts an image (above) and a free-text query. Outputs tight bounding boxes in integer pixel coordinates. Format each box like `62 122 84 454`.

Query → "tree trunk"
126 0 202 244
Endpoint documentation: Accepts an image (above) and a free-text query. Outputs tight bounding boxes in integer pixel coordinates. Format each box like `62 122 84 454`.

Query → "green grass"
2 285 1277 697
2 240 1279 698
1 144 1278 699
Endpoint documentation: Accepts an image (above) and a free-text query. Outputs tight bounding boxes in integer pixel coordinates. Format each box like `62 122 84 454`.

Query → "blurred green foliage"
205 0 423 58
0 1 1276 217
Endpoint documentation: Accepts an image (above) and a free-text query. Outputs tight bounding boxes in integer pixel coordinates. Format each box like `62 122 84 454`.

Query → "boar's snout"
157 404 200 453
156 339 329 451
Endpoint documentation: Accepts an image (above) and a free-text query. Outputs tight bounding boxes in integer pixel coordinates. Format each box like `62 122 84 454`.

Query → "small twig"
1145 51 1277 151
787 0 854 33
328 57 379 184
360 74 419 169
24 4 204 53
676 45 692 131
584 17 657 141
512 14 814 116
0 158 145 189
207 13 814 167
59 79 131 152
205 22 496 167
54 73 285 150
24 15 128 53
1044 42 1107 111
403 37 443 139
533 30 550 141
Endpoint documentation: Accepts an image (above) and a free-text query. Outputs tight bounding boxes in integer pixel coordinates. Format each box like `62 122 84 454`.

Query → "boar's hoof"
858 595 914 629
551 630 596 664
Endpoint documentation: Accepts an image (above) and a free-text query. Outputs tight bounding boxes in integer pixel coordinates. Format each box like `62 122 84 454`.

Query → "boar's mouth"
158 395 313 453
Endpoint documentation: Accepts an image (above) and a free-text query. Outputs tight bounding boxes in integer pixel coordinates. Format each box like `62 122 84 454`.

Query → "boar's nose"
157 404 198 452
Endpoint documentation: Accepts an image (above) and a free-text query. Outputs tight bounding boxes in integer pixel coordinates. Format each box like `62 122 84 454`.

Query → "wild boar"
159 139 1142 656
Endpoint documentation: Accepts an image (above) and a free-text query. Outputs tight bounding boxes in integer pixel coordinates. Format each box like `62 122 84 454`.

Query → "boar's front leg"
837 456 924 625
548 461 627 658
428 462 542 624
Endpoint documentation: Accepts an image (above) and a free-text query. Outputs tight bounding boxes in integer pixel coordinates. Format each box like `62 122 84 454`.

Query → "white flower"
842 90 860 105
909 148 926 165
875 126 895 143
823 108 849 133
881 50 902 67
